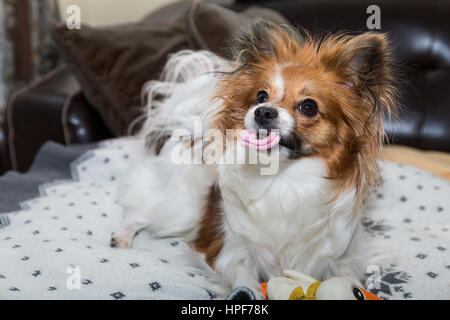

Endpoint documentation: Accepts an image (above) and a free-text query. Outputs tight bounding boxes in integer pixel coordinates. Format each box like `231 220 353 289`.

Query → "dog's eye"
298 99 318 117
256 90 269 104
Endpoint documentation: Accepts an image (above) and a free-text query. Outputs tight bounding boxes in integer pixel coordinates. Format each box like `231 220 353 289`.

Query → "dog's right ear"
232 20 303 70
232 20 279 66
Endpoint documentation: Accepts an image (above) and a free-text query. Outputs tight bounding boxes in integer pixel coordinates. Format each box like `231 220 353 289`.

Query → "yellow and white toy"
263 269 381 300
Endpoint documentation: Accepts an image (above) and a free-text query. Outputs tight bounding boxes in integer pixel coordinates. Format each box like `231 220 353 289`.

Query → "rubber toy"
262 269 381 300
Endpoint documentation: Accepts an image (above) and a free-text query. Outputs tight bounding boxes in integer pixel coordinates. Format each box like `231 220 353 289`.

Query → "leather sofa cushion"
53 0 288 136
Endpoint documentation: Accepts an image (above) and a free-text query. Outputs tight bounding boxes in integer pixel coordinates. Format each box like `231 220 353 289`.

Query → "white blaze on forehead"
273 65 285 100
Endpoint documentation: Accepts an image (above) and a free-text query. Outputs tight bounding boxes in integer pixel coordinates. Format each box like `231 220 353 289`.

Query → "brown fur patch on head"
213 20 398 203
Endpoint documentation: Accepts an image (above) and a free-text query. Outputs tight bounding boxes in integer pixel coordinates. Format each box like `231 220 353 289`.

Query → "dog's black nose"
254 107 278 125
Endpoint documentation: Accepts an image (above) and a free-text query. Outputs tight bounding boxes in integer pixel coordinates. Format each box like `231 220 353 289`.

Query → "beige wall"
58 0 179 25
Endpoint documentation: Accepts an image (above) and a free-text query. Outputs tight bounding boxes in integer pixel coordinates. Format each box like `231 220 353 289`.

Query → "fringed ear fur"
317 33 399 199
318 33 397 119
231 20 304 70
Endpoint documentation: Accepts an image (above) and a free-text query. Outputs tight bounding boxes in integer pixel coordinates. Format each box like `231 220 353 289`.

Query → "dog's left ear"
319 32 397 120
319 33 398 200
320 33 393 90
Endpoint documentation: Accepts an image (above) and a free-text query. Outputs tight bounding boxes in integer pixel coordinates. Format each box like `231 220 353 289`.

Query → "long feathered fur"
113 21 399 299
137 50 229 154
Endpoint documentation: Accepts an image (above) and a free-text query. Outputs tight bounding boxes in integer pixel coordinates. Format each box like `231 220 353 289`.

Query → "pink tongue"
240 129 281 150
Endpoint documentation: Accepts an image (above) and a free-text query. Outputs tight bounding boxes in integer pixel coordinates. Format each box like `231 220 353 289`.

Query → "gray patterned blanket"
0 138 449 299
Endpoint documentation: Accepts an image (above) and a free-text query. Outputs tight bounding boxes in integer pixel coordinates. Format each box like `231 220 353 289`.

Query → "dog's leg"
336 263 363 287
216 239 264 299
334 223 371 286
110 214 149 248
232 263 265 300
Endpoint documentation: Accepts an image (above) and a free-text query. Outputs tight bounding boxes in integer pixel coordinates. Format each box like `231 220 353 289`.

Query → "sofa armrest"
3 66 113 173
0 120 11 174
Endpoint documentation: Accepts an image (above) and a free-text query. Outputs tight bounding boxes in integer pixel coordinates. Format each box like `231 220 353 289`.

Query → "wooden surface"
382 145 450 180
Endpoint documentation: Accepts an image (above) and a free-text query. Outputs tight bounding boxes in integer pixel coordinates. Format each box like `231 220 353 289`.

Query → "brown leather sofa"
1 66 111 173
1 0 449 174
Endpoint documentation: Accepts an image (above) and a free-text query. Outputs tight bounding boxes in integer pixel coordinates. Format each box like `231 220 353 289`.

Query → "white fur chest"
218 157 358 280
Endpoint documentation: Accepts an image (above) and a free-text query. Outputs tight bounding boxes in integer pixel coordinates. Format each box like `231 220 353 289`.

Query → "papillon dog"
111 20 397 299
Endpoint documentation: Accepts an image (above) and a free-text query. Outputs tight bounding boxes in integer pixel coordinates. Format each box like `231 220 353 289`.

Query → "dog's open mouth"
279 132 305 159
240 129 281 150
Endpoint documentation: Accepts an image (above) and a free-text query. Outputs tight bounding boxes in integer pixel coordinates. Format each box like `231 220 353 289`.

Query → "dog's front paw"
226 287 256 300
110 236 131 248
226 286 266 300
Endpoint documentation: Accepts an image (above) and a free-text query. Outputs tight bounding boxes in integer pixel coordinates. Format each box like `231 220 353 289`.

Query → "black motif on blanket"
0 215 10 229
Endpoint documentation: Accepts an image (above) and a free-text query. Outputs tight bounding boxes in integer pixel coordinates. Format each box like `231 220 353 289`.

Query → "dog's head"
214 21 398 199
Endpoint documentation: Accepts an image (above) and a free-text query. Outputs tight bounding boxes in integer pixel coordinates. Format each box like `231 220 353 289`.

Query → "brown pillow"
53 1 289 136
53 20 190 136
187 2 289 58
